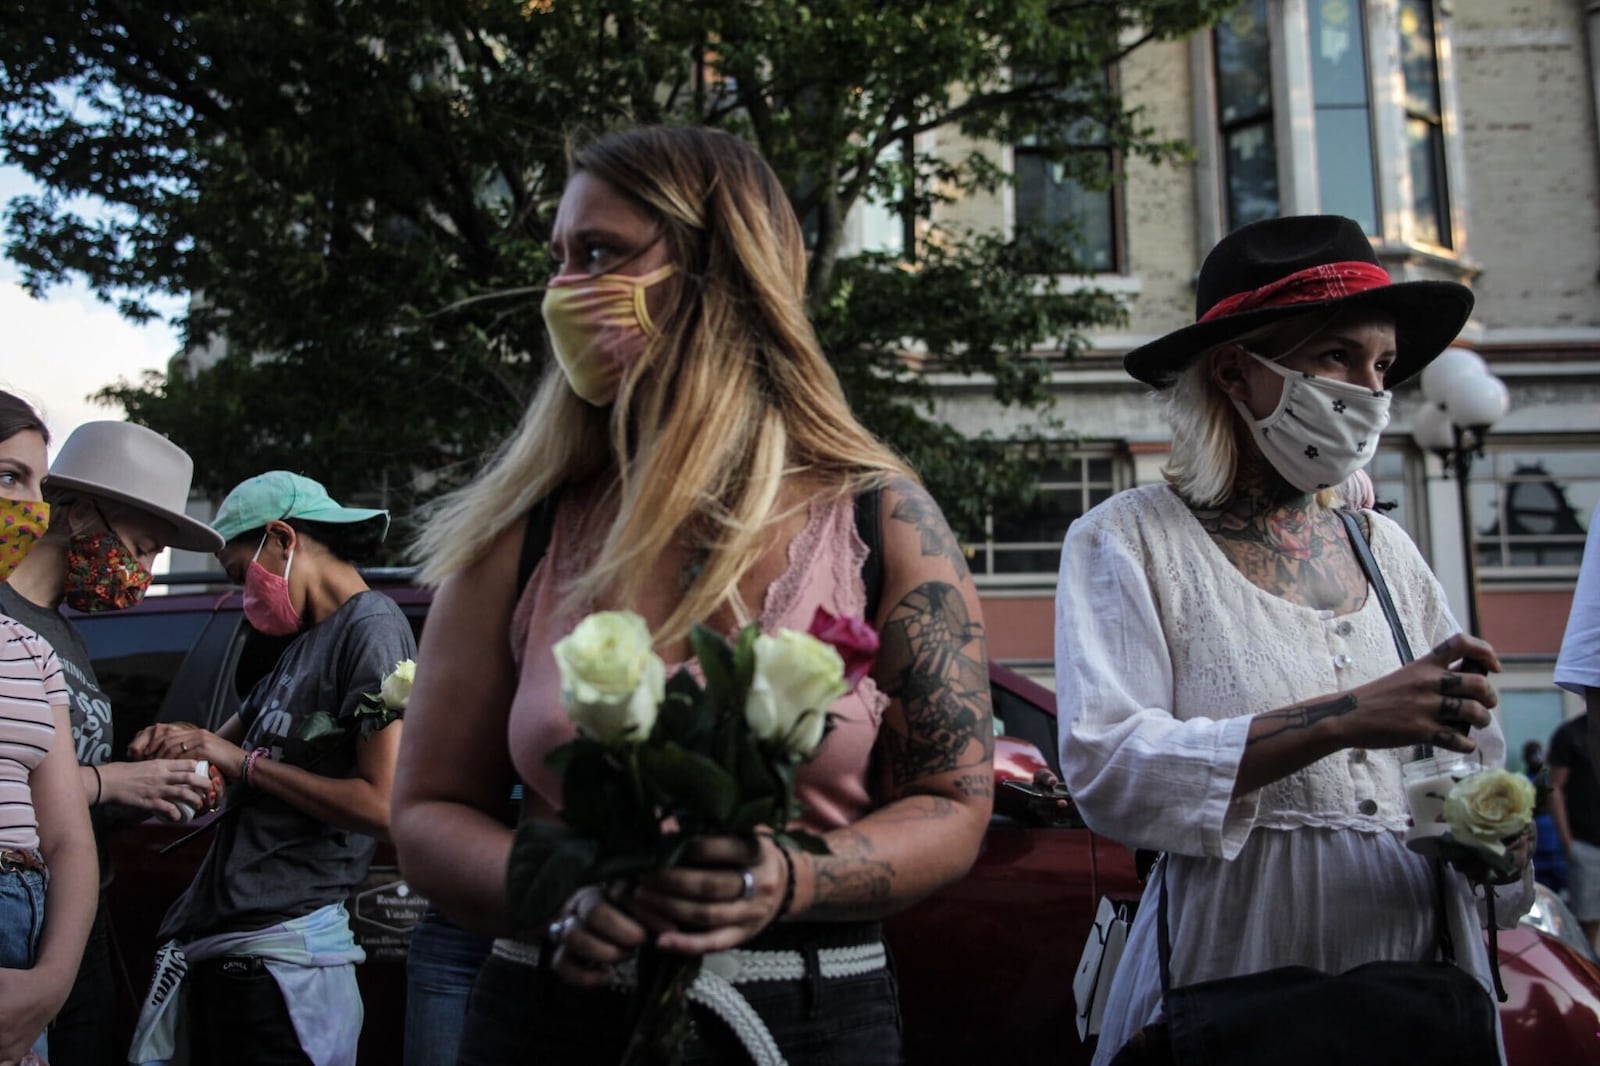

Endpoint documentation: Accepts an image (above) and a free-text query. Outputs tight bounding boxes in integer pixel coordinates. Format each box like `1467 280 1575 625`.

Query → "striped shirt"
0 613 67 851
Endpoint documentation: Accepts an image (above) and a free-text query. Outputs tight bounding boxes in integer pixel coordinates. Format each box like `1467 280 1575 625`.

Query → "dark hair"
227 517 381 565
0 390 49 447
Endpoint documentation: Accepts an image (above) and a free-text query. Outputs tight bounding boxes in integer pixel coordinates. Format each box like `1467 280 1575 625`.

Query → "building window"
1308 0 1378 233
1014 70 1120 273
970 452 1124 583
1207 0 1455 247
1470 444 1599 574
1398 0 1451 248
1368 444 1419 540
1214 0 1278 231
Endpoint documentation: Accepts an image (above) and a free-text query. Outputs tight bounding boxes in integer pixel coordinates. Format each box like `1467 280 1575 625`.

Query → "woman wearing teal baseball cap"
126 470 415 1066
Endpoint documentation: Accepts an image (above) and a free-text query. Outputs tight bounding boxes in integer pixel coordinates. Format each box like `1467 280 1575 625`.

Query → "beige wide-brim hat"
47 421 225 552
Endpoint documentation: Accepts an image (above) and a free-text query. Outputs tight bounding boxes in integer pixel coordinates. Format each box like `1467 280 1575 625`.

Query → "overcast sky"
0 165 183 460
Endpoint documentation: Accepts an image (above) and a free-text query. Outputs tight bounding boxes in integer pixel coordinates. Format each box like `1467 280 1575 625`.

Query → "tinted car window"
74 610 210 753
993 681 1061 778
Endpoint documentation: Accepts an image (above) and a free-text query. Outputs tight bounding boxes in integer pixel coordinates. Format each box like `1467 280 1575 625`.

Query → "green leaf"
558 744 635 839
638 742 738 824
730 798 778 835
689 623 736 709
505 821 596 932
295 711 342 744
732 623 760 694
777 828 832 857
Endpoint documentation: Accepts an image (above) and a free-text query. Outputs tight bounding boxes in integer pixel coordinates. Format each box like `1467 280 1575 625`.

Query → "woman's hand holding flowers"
630 833 790 956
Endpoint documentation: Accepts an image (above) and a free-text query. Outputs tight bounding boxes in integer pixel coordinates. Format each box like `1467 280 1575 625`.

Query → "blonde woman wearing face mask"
0 391 98 1066
393 126 994 1064
0 419 217 1066
1054 216 1533 1066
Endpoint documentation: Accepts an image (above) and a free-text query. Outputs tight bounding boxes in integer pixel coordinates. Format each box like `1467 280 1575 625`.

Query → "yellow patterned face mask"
540 264 677 405
0 499 49 582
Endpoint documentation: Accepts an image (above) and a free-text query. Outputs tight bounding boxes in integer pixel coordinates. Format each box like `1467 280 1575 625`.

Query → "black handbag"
1108 512 1501 1066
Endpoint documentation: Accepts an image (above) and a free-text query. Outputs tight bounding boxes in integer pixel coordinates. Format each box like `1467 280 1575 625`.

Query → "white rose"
1443 768 1536 856
379 659 417 711
553 611 665 745
744 630 848 758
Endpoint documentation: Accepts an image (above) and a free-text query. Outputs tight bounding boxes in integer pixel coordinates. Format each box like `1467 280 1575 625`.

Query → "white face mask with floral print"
1232 352 1392 494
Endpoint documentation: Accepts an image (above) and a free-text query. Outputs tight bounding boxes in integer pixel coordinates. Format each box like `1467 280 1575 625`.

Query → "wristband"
90 764 103 806
242 747 270 787
772 838 797 923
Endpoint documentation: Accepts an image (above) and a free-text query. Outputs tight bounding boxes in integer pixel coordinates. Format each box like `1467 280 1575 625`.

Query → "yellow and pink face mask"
0 499 50 583
540 264 677 405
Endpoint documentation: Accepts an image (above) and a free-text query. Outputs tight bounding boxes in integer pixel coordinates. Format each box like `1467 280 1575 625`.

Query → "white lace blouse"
1054 485 1531 1065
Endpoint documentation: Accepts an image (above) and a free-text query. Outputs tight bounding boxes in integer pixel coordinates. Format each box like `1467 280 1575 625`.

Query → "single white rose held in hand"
1443 769 1536 856
553 611 665 745
744 630 848 758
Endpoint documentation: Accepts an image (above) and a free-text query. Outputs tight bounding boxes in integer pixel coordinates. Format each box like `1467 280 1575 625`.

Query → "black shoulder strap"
1337 510 1412 666
855 487 885 624
517 492 562 596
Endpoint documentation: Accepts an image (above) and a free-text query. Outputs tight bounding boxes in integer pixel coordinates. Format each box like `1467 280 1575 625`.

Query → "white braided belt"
488 937 888 1066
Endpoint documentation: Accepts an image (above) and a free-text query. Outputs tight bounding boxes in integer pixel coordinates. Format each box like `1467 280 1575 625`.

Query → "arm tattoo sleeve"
888 479 972 582
1244 693 1359 747
876 581 993 788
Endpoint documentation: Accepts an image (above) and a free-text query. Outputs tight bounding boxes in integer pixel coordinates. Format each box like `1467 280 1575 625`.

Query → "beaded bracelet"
242 747 270 787
90 764 103 806
772 838 797 922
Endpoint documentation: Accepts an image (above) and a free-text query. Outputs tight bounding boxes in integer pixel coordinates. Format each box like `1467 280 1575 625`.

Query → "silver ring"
739 868 756 901
546 914 578 944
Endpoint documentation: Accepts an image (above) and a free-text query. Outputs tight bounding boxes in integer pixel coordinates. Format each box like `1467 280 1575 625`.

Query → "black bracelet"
90 764 102 806
772 838 797 922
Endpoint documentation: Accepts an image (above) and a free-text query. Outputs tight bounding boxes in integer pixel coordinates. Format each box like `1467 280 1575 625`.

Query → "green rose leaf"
732 623 760 694
638 742 738 824
688 623 736 709
506 820 597 933
559 743 635 839
296 710 343 744
777 828 831 856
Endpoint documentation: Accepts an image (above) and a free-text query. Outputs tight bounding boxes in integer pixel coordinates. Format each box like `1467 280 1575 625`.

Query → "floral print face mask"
64 528 154 612
0 499 49 582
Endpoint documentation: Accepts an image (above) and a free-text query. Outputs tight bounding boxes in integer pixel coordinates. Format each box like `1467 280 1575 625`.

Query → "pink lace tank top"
507 495 887 832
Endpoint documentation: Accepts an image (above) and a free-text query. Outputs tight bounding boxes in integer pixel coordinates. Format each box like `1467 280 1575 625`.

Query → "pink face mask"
243 533 301 636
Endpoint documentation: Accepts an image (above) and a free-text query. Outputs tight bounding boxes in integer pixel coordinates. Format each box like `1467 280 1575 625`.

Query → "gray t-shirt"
0 583 114 766
0 582 120 890
159 591 416 939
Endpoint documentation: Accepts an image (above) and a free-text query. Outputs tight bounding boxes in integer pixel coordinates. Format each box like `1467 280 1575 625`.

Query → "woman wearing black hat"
1055 216 1533 1065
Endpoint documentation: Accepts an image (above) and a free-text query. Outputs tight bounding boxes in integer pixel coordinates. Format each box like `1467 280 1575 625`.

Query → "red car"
78 578 1600 1064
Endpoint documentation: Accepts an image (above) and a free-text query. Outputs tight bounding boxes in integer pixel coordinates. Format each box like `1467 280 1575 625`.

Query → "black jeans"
49 900 119 1066
187 955 313 1066
457 935 902 1065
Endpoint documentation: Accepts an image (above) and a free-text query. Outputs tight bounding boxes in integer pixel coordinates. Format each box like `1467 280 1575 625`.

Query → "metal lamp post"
1411 348 1510 637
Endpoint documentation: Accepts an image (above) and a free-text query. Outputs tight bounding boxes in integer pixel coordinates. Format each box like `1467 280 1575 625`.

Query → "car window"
992 680 1061 779
75 611 211 754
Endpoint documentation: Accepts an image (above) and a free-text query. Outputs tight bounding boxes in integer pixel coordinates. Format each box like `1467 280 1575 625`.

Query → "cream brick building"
891 0 1600 760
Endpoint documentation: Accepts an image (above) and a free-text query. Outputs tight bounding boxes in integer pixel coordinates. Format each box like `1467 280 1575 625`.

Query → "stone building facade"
902 0 1600 760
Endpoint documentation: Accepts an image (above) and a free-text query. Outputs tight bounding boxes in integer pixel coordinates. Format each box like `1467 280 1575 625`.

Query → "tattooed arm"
1232 632 1501 796
787 478 994 921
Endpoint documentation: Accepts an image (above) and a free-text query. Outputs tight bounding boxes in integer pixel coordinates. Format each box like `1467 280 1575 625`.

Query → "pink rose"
807 607 879 690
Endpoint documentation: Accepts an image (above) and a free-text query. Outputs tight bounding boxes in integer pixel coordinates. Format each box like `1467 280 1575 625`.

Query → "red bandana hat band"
1198 261 1394 323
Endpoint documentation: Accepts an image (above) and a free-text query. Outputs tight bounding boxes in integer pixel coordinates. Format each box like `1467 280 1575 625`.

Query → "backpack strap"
517 491 562 596
855 487 885 624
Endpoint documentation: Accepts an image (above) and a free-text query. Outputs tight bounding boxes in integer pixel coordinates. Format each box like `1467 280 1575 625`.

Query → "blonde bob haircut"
414 126 912 642
1161 310 1346 509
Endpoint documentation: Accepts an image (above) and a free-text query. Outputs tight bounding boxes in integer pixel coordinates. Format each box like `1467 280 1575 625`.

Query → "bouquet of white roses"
505 607 877 1065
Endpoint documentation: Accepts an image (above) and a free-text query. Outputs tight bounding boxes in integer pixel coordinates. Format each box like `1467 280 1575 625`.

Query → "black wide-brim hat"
1124 215 1474 389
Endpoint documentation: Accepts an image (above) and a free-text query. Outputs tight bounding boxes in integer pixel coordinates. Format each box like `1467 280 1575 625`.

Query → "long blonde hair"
414 126 911 641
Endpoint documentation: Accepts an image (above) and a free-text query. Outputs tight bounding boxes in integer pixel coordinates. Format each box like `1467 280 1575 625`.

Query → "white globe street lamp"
1410 347 1509 637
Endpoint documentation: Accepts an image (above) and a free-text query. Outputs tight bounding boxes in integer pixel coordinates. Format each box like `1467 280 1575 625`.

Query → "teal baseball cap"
211 471 390 545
